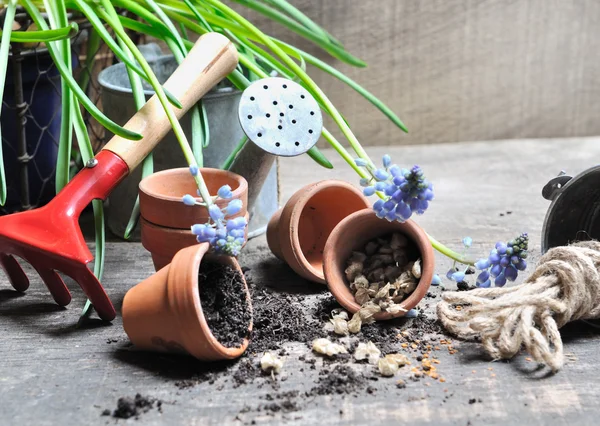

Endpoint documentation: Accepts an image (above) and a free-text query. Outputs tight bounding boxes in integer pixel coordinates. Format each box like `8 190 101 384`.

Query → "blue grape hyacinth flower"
475 233 528 287
355 155 434 223
182 180 247 257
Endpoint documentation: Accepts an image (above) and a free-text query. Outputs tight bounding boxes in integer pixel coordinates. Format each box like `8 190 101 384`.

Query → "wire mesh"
0 11 118 215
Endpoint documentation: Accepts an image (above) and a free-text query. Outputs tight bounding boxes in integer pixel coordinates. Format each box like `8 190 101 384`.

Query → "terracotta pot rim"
141 212 250 259
282 180 369 283
323 208 434 320
168 244 252 359
139 167 248 204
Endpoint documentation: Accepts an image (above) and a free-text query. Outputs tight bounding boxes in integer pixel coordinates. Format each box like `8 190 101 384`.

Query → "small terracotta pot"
323 209 434 320
122 243 252 361
267 180 370 284
141 212 250 271
139 168 249 271
139 167 248 229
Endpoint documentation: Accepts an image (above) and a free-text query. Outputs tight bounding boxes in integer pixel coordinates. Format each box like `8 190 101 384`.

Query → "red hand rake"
0 33 238 321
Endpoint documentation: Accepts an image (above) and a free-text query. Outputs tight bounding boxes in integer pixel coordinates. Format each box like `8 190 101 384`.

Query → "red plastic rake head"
0 152 128 320
0 33 239 321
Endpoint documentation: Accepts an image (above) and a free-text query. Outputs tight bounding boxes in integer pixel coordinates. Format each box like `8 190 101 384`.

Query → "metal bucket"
541 166 600 252
98 55 279 240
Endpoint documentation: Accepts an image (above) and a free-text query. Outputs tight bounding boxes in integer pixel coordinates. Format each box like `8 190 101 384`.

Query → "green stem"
20 0 142 140
96 2 213 205
222 135 247 170
46 0 73 193
77 26 101 94
0 0 18 206
203 0 373 165
427 234 475 265
1 22 79 42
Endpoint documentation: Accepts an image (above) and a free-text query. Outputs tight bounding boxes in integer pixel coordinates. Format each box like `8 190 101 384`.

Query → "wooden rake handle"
102 32 239 171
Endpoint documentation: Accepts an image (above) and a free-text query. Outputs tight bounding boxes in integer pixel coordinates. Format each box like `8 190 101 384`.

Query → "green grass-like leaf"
0 0 18 206
1 22 79 42
21 0 143 141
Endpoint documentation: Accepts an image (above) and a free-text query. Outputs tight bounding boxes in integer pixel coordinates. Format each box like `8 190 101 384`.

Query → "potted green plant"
0 0 471 321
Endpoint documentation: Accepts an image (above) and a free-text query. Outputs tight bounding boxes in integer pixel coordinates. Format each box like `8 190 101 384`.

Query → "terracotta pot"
139 167 248 229
323 209 434 320
267 180 370 284
141 212 250 271
139 167 249 271
122 243 252 361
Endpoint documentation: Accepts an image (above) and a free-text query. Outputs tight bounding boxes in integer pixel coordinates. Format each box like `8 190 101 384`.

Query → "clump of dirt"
103 394 162 419
199 262 252 348
308 365 367 396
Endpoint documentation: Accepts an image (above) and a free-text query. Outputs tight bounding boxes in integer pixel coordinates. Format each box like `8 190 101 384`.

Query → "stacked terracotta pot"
139 168 249 271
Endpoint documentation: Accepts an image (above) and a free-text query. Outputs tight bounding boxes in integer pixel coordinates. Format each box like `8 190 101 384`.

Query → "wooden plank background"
236 0 600 146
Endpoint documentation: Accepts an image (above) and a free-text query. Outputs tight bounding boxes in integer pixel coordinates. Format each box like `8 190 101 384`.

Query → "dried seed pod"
349 251 367 264
411 259 422 279
348 312 362 333
378 246 393 254
385 353 410 367
330 317 349 336
384 266 403 283
365 258 384 271
400 278 417 295
331 309 349 320
375 283 392 300
261 352 284 374
344 262 363 282
367 268 385 282
378 357 399 377
364 241 379 256
353 274 369 289
385 304 407 315
354 341 381 364
355 287 371 305
393 250 408 266
312 338 348 356
373 254 394 264
390 233 409 249
358 302 381 324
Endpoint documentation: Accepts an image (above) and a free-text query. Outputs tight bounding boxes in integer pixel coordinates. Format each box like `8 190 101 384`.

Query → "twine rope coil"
437 241 600 372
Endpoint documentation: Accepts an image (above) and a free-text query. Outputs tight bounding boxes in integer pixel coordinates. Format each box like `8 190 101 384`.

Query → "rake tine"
31 265 72 307
73 267 116 321
0 253 30 292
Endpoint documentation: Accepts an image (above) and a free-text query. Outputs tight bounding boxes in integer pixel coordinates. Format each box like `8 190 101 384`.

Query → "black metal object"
541 166 600 253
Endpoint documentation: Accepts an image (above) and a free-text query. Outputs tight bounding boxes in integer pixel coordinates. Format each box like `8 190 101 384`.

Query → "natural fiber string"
437 241 600 372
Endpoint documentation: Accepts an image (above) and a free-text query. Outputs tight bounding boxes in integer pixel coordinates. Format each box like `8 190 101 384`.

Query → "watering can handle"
102 33 239 171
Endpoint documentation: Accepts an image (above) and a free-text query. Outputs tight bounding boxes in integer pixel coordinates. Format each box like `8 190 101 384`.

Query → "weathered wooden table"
1 139 599 425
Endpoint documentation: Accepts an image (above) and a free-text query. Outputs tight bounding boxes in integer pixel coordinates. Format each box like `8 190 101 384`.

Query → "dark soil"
199 262 252 348
247 272 323 353
104 394 162 419
308 365 367 396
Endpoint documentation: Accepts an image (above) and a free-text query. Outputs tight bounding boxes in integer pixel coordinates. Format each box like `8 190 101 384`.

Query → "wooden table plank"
1 138 599 425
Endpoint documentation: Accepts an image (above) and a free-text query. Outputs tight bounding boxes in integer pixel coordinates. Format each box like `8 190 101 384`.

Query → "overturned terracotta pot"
267 180 370 284
323 209 434 320
122 243 252 361
139 168 248 271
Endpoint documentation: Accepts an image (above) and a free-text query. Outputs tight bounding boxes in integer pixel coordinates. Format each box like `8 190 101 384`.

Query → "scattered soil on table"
247 273 323 354
308 365 367 396
103 394 162 419
170 263 457 424
198 262 252 348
